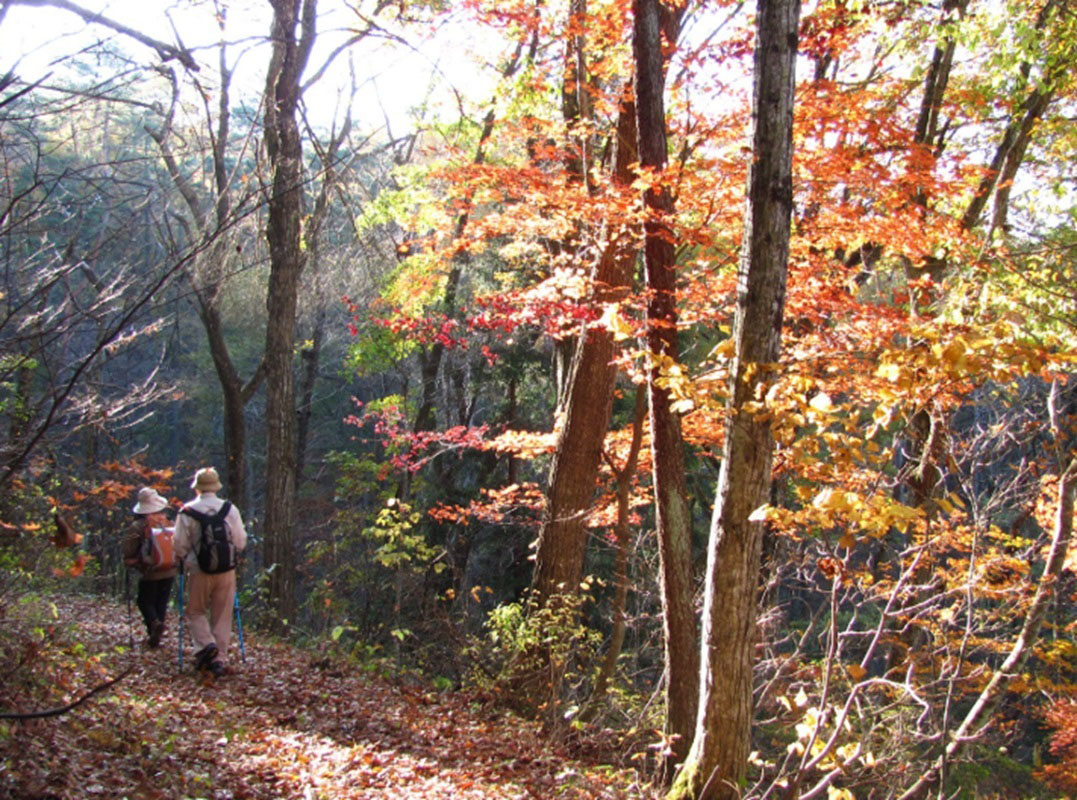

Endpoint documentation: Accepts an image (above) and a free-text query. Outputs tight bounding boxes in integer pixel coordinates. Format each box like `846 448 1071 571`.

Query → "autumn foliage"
338 0 1077 796
1 0 1075 797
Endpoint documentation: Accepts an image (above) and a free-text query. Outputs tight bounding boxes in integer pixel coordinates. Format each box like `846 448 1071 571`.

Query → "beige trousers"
185 569 236 664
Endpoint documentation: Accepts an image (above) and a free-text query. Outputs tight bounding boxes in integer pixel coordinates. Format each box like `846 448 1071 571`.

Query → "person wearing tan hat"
122 487 178 648
172 467 247 678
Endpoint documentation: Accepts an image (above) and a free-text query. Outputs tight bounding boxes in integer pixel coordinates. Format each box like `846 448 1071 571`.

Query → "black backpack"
181 502 236 574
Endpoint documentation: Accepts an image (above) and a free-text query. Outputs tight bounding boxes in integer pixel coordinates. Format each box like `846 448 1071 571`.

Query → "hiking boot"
193 644 219 671
208 660 225 678
148 620 163 648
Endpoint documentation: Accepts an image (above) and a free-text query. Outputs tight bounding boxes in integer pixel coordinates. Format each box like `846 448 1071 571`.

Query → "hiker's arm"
172 512 193 564
228 506 248 552
121 524 141 568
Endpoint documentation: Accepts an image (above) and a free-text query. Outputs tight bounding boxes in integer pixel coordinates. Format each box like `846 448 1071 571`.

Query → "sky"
0 0 492 136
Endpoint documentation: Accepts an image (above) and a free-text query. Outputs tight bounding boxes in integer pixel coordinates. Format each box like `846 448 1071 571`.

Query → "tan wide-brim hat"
191 467 222 493
133 487 168 515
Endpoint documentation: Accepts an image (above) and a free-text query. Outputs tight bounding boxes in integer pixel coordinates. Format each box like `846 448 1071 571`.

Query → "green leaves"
364 499 445 572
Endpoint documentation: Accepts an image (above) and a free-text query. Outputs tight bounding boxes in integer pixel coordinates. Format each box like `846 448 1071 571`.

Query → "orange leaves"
1039 700 1077 797
431 483 546 528
51 553 91 578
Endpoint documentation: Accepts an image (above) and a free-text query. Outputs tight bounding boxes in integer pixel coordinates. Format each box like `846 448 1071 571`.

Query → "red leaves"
346 401 492 476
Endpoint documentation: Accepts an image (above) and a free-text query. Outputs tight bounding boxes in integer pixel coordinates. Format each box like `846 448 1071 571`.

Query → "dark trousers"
136 576 174 635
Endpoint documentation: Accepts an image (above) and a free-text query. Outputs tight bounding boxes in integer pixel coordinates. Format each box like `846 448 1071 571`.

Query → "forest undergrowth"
0 593 655 799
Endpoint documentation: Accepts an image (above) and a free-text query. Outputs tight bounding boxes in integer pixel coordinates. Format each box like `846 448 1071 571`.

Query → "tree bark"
530 94 638 604
586 384 646 716
262 0 316 627
632 0 696 775
668 0 799 797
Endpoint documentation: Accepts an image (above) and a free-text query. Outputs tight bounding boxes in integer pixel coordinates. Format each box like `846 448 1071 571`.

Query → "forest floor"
0 592 658 800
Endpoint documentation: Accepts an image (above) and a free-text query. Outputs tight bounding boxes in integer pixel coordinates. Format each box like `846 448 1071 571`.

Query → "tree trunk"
586 384 646 716
668 0 799 797
262 0 315 628
632 0 696 775
524 85 639 719
144 47 263 512
530 92 638 604
295 305 323 484
200 292 258 512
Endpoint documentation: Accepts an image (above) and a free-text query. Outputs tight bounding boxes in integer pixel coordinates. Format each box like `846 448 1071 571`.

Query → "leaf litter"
0 593 656 799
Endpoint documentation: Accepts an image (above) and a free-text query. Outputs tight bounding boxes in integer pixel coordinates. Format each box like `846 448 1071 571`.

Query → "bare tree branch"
8 0 199 70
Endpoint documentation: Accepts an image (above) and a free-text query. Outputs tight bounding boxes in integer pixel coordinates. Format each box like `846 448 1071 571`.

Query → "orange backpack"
139 518 175 571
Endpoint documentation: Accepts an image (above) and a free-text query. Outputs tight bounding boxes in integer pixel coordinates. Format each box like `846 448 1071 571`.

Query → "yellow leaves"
872 322 1065 406
813 488 858 512
793 706 818 744
874 359 909 386
599 304 635 341
806 488 924 545
846 663 867 681
650 353 703 415
936 335 970 373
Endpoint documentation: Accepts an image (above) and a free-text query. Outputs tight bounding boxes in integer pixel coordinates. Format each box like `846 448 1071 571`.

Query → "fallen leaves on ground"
0 594 657 799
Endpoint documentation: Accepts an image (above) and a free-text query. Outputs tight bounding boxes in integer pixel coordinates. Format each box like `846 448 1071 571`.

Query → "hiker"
122 487 177 648
172 466 247 678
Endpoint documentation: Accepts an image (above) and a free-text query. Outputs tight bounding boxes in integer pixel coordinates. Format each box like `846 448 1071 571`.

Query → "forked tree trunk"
668 0 799 797
145 44 264 512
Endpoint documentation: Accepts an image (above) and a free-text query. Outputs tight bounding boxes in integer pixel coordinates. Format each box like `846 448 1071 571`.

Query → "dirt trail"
0 594 652 799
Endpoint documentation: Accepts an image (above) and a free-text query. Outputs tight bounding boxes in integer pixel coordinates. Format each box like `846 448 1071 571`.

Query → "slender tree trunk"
296 305 323 483
262 0 315 627
144 45 264 511
668 0 799 797
586 384 646 715
632 0 696 774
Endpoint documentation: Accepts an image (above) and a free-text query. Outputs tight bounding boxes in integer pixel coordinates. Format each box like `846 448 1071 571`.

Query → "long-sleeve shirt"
172 492 247 574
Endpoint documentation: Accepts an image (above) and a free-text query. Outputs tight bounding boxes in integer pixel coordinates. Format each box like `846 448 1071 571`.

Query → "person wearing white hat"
122 486 178 647
172 467 247 678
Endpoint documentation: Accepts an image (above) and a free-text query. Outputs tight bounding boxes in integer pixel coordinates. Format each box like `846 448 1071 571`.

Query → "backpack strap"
181 502 231 525
180 506 207 524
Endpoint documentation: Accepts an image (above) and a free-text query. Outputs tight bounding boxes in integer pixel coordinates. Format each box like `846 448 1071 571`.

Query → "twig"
0 665 134 720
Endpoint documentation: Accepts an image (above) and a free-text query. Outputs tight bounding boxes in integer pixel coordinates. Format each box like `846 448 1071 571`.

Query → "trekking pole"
124 567 135 649
177 567 185 671
234 590 246 662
